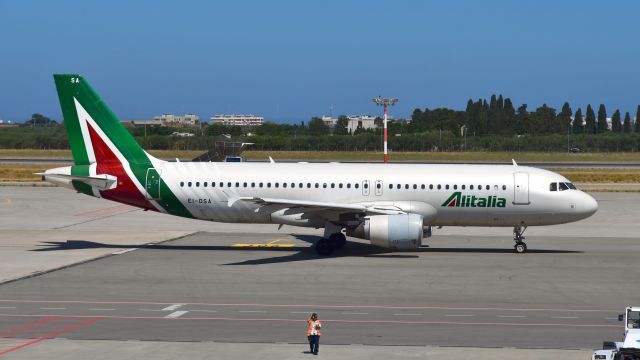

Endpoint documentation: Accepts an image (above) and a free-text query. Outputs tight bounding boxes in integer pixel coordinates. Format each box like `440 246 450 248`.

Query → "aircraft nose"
581 193 598 217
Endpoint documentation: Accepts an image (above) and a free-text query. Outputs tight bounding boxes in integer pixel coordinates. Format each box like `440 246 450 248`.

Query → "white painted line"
498 315 527 318
290 311 310 314
139 308 165 312
0 306 16 309
40 307 66 310
112 248 137 255
89 308 115 311
445 314 475 317
239 310 266 313
393 313 422 316
165 310 188 319
552 316 579 319
342 312 369 315
188 309 217 313
162 304 184 311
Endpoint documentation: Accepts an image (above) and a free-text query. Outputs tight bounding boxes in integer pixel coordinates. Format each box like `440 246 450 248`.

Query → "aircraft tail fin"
53 74 152 166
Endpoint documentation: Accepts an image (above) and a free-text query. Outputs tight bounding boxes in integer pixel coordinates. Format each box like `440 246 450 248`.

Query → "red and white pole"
383 103 388 163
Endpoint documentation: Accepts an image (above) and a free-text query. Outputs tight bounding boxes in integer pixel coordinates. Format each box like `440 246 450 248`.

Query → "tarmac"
0 187 638 359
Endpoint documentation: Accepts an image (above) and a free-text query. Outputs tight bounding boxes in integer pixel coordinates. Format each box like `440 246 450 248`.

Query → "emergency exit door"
512 172 529 205
145 168 162 200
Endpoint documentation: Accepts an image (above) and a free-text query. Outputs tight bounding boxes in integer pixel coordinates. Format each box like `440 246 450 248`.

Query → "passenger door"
145 168 162 200
513 172 529 205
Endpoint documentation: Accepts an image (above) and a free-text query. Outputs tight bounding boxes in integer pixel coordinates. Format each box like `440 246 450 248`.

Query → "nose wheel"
513 225 528 254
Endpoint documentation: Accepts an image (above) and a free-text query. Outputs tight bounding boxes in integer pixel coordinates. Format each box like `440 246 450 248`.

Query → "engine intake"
347 214 424 249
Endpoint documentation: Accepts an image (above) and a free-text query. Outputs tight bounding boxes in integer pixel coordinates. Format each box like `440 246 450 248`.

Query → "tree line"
2 95 640 153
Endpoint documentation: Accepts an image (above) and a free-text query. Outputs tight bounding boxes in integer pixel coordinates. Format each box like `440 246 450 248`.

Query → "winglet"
269 156 275 163
512 159 518 166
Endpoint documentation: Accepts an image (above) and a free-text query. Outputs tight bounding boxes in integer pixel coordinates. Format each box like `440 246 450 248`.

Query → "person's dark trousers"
309 335 320 354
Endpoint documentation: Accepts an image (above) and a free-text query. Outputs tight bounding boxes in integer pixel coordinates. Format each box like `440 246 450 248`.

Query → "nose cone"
581 193 598 218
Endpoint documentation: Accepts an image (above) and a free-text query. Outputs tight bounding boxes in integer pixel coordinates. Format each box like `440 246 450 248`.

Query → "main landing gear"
316 223 346 256
513 225 528 254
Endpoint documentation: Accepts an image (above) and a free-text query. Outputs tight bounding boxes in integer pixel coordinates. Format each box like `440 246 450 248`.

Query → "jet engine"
346 214 424 249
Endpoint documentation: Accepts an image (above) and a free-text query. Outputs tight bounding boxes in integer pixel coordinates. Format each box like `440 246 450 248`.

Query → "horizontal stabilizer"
38 172 117 190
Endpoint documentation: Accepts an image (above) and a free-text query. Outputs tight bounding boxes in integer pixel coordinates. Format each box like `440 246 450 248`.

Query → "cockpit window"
550 182 557 192
559 182 569 191
566 182 576 190
628 310 640 329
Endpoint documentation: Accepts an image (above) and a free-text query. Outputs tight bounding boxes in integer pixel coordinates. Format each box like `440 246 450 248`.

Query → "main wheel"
328 233 346 249
315 239 334 256
514 242 527 254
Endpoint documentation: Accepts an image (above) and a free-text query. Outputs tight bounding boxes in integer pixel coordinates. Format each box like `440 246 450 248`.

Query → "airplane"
42 74 598 255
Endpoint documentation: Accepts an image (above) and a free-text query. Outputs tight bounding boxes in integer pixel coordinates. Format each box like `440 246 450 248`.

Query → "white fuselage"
150 161 598 228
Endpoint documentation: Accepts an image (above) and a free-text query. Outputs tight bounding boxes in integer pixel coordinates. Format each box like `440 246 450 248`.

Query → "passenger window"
281 183 285 188
235 182 239 187
180 182 184 187
331 183 335 189
339 183 343 189
227 182 232 187
485 185 490 190
376 183 381 189
478 185 481 190
559 182 569 191
445 185 449 190
502 185 506 190
355 183 360 189
389 184 393 189
429 184 434 190
196 182 200 187
347 183 351 189
550 182 557 191
397 184 401 189
453 185 457 190
204 182 208 187
275 183 279 188
364 183 369 189
307 183 311 188
413 184 417 189
470 185 474 190
212 182 216 187
437 184 441 190
421 184 425 189
405 184 409 189
291 183 295 188
188 182 192 187
251 182 255 188
323 183 327 188
259 182 263 188
267 182 271 188
461 185 465 190
315 183 319 188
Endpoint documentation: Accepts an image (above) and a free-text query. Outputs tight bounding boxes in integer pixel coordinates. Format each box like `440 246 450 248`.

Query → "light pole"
372 96 398 163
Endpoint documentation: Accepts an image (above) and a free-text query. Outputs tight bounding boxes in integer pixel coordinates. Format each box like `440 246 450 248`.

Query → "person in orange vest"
307 313 322 355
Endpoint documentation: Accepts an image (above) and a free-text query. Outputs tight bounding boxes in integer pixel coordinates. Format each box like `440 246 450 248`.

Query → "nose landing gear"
513 225 527 254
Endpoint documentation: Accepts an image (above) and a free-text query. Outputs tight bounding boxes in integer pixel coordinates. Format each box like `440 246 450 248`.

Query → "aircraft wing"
230 196 405 215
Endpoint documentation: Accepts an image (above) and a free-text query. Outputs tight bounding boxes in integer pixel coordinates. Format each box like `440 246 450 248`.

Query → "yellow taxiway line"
232 238 295 248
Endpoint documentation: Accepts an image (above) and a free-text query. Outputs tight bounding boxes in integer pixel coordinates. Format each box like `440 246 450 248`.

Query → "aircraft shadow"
33 234 583 266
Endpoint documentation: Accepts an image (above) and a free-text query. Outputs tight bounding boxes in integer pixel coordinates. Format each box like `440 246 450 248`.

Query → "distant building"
153 114 200 127
347 115 378 133
122 119 163 128
211 114 264 127
322 116 337 127
0 119 18 128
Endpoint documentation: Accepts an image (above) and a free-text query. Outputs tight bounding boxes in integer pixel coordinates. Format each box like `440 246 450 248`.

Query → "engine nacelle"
347 214 424 249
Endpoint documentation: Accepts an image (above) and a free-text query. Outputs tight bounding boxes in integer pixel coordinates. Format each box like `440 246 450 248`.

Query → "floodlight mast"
372 96 398 163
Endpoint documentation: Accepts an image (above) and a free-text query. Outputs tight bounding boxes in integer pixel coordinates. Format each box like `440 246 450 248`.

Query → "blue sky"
1 0 639 123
